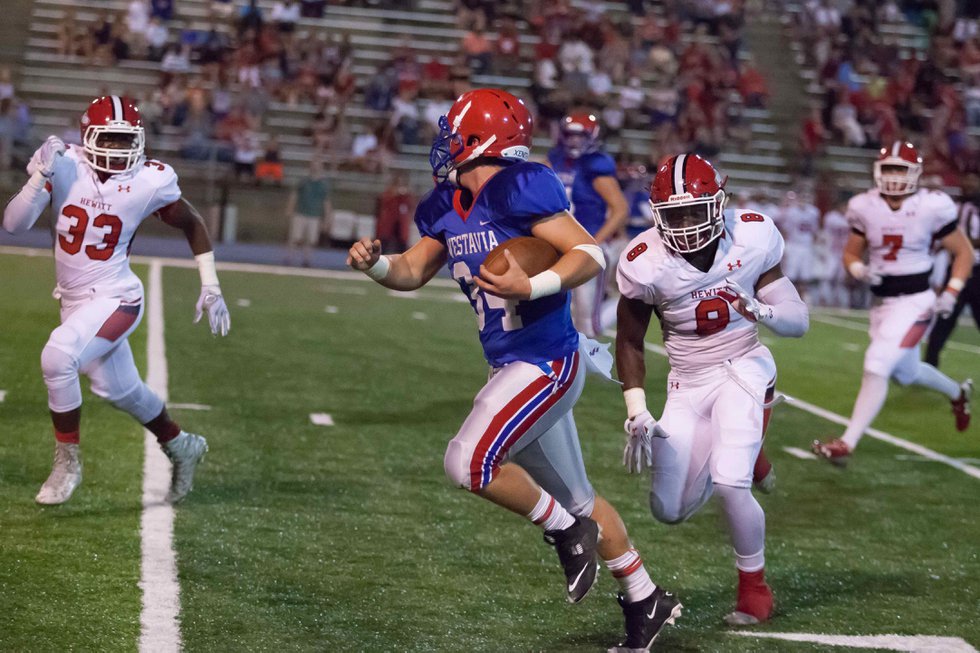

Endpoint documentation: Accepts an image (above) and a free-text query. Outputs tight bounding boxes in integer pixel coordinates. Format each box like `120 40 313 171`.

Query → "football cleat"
608 587 683 652
724 568 773 626
35 442 82 505
951 379 972 432
162 432 208 503
811 437 852 467
543 516 600 603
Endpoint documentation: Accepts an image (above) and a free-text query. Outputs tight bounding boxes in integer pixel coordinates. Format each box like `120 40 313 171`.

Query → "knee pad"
40 343 82 412
107 382 165 424
444 439 476 491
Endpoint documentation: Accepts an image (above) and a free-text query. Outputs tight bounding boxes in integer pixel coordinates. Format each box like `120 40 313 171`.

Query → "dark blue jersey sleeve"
498 163 570 230
583 152 617 178
414 182 454 242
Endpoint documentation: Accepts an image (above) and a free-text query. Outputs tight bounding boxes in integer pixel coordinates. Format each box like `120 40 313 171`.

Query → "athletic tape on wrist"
195 251 220 287
947 278 965 293
364 255 391 281
623 387 647 419
528 269 562 300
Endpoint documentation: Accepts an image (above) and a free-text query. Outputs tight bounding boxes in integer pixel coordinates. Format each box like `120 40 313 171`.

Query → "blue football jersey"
546 147 617 236
414 162 579 367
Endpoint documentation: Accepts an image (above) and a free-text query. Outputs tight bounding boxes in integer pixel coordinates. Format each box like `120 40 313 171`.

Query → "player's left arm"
934 227 973 317
157 198 231 336
474 212 603 300
591 175 629 244
720 263 810 338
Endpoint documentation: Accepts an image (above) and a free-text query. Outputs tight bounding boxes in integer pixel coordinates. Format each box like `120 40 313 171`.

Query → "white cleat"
35 442 82 505
162 432 208 503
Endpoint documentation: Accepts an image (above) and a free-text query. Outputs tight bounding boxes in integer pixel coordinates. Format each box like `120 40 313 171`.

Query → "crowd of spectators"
43 0 774 185
791 0 980 186
0 68 35 172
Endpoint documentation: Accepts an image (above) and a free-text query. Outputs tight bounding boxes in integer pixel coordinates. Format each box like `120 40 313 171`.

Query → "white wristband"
947 278 965 293
195 251 220 287
528 269 562 300
364 255 391 281
847 261 867 280
623 387 647 419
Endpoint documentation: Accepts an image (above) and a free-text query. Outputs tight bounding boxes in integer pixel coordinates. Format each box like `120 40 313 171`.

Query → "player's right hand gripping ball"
483 236 560 277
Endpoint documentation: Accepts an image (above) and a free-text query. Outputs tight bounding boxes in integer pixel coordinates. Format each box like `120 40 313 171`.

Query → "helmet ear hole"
467 135 481 147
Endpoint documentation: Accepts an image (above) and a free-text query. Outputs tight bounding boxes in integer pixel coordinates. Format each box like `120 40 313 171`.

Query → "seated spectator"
495 17 521 74
389 87 421 148
460 27 493 76
151 0 173 21
0 67 13 102
455 0 487 32
56 9 77 57
145 17 169 60
300 0 326 19
238 0 264 38
161 43 191 74
420 56 451 99
737 59 769 109
233 130 262 182
364 63 397 112
271 0 300 33
256 135 284 185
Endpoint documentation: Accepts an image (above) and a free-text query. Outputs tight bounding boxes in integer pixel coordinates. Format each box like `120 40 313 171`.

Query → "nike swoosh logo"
568 565 589 593
646 599 659 619
479 220 492 226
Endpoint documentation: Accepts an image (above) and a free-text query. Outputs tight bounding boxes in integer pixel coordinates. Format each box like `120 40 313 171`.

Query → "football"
482 236 561 276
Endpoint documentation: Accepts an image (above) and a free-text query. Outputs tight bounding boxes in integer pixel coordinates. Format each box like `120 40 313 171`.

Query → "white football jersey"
822 209 850 255
780 202 820 248
47 146 181 294
617 210 784 375
846 188 958 277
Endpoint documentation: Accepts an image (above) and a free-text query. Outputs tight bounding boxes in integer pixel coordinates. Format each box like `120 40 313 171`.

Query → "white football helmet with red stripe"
80 96 145 175
874 141 922 196
650 153 728 253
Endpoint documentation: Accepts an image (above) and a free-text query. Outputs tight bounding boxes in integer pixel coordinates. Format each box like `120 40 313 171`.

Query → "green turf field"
1 250 977 652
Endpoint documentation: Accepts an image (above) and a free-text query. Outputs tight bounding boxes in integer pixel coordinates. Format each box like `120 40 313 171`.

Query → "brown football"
482 236 561 276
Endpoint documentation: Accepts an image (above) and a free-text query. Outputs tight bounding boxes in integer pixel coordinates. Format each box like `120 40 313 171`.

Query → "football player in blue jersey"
547 112 629 337
348 89 680 651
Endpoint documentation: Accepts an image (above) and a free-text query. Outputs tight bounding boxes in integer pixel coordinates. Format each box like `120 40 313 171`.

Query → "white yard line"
730 631 977 652
139 260 182 653
602 331 980 481
783 446 818 460
811 313 980 356
0 390 6 402
310 413 335 426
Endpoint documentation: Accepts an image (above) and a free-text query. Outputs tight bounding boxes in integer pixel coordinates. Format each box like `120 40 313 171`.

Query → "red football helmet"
559 111 600 159
650 153 728 253
80 95 145 174
874 141 922 196
429 88 532 182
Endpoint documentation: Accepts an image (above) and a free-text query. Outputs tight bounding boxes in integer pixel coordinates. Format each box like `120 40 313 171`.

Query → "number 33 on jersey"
49 146 180 294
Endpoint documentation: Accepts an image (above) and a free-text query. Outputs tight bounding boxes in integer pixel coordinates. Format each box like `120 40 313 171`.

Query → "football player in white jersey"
2 96 230 505
615 154 810 626
776 190 821 300
811 142 973 465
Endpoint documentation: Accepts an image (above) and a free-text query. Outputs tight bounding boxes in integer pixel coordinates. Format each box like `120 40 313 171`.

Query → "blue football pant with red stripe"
443 351 597 517
42 294 163 422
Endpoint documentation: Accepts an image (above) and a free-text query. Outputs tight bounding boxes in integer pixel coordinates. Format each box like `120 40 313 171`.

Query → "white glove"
934 289 958 319
721 277 765 322
623 410 669 474
194 285 231 336
27 136 66 178
848 261 882 286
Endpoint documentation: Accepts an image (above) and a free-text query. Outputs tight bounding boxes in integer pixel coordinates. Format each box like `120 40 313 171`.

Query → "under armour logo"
669 381 680 390
118 185 131 193
727 259 742 271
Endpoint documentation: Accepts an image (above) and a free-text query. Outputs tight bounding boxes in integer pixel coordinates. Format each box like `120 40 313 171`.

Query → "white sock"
605 547 656 603
714 484 766 572
527 491 575 532
910 362 961 399
842 372 889 450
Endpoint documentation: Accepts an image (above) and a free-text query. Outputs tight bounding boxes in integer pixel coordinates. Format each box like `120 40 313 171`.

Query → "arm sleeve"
756 276 809 337
3 172 51 234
